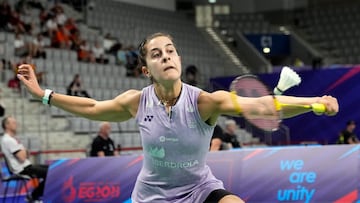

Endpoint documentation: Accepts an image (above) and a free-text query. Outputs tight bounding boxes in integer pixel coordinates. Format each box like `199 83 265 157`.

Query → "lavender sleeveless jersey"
133 83 224 202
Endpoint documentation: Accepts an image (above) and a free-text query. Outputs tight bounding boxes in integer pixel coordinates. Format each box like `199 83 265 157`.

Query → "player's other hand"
17 64 44 99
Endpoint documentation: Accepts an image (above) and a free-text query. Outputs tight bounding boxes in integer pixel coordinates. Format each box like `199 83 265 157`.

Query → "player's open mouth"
164 66 175 71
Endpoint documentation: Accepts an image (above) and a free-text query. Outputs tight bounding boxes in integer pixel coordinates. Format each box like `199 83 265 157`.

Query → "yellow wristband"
273 97 282 111
230 91 241 114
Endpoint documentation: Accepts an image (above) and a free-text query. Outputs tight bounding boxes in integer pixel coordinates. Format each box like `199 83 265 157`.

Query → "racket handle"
311 103 326 115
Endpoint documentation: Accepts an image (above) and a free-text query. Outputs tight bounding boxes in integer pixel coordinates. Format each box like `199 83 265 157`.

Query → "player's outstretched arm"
198 90 339 126
17 64 140 122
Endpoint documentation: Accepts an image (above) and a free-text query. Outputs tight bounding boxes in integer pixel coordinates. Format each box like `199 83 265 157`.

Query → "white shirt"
103 38 115 51
46 19 58 30
56 13 67 25
14 39 25 48
92 46 105 58
0 133 31 174
33 38 46 47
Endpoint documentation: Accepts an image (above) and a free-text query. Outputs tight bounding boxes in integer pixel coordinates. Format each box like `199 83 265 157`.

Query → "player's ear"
142 66 150 77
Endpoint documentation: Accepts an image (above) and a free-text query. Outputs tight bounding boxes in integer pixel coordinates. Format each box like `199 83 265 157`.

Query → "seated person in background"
9 10 33 34
0 116 48 202
64 18 78 35
51 24 71 49
69 29 82 51
39 8 50 29
66 74 91 98
27 0 45 10
77 40 95 63
0 0 12 31
44 14 57 38
116 48 127 65
103 33 122 55
210 124 226 151
14 32 30 57
92 41 109 64
222 119 242 149
7 75 21 91
125 46 140 77
185 65 198 87
90 122 118 157
337 120 359 144
31 33 47 59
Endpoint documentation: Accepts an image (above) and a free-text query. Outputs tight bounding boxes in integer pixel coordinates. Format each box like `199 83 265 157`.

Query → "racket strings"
230 75 281 132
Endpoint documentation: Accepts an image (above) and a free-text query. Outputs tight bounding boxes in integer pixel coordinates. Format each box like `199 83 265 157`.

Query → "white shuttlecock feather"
274 66 301 95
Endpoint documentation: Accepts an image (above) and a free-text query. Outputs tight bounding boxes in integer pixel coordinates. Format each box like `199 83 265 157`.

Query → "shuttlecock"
274 66 301 95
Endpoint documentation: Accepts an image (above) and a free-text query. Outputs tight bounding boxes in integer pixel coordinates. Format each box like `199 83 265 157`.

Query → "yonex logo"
186 106 194 112
144 115 154 122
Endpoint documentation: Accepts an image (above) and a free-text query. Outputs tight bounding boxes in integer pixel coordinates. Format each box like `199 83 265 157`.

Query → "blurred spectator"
31 33 47 59
27 0 45 10
103 33 122 55
9 10 33 34
66 74 91 98
14 0 29 15
90 122 118 157
222 119 242 149
7 75 21 91
92 40 109 64
210 124 226 151
14 32 31 57
45 14 58 37
185 65 198 87
116 48 127 65
312 57 322 70
293 58 304 67
1 58 12 72
0 0 12 31
55 6 67 26
64 18 78 35
125 46 140 77
51 24 71 49
337 120 359 144
50 1 64 17
69 29 82 50
39 8 50 28
77 40 95 63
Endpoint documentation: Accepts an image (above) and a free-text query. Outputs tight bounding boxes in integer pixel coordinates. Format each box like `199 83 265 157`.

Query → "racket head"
229 74 281 132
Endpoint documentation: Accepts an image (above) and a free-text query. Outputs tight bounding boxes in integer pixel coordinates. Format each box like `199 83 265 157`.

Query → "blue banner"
245 34 290 56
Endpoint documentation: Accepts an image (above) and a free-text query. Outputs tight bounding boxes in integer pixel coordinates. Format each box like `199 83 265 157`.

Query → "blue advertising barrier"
34 145 359 203
0 163 38 202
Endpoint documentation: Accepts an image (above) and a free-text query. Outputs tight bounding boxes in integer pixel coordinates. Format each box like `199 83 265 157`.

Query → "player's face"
7 117 17 134
143 36 182 84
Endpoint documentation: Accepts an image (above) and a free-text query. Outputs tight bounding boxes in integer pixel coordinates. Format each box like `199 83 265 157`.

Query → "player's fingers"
18 64 35 77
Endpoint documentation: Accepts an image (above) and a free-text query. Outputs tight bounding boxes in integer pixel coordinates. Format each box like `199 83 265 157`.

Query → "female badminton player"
17 32 338 203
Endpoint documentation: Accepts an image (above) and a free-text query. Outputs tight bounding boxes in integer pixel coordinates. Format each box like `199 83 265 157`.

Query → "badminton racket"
229 75 326 132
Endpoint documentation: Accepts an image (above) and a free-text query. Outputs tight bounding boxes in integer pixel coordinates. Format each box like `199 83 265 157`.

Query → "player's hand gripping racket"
229 75 326 132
